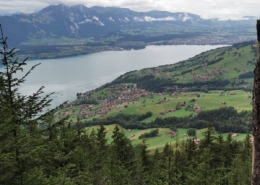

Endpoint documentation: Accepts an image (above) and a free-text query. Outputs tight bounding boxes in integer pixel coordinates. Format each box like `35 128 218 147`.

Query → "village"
56 83 152 119
55 83 206 120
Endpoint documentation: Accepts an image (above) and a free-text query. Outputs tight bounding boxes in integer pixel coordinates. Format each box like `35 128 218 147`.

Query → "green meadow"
85 124 252 152
62 89 252 123
104 90 251 122
112 42 256 91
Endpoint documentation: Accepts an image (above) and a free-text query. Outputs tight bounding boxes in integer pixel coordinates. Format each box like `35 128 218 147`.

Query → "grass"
103 90 252 122
84 125 251 153
116 43 255 88
64 89 252 123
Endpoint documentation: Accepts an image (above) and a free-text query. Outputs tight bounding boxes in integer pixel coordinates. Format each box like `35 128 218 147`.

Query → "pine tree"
228 155 251 185
200 124 216 148
132 140 150 184
111 125 134 170
0 24 65 184
91 125 108 184
96 124 108 150
149 148 166 185
161 143 174 185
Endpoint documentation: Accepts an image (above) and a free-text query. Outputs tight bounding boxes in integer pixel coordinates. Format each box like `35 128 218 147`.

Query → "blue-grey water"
2 45 226 108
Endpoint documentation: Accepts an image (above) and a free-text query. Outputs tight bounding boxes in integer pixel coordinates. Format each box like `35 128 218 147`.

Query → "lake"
3 45 226 108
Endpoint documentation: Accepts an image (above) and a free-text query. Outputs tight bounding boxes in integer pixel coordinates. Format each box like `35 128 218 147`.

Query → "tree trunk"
252 19 260 185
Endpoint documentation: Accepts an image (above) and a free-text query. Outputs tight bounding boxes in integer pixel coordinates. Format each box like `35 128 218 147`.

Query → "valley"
52 41 255 150
0 2 258 184
60 41 255 122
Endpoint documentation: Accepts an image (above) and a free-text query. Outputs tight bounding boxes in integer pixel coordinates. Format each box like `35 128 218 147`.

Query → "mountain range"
0 4 256 48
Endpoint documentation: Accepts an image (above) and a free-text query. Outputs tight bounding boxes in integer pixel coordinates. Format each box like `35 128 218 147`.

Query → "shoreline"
7 44 225 108
17 43 230 62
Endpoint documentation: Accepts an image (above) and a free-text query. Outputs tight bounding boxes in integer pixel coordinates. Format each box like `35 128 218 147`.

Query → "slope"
110 41 256 92
58 41 255 123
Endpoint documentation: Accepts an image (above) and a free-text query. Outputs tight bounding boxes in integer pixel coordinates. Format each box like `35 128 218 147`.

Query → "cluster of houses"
57 83 209 120
77 104 100 119
105 84 150 107
59 83 154 119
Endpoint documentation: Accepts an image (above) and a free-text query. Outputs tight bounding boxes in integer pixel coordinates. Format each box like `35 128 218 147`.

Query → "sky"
0 0 259 20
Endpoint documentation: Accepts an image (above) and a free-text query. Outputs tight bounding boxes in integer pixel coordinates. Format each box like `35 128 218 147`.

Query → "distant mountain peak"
0 4 255 47
39 4 69 13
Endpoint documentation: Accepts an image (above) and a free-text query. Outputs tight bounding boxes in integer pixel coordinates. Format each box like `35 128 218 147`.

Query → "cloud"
0 0 259 20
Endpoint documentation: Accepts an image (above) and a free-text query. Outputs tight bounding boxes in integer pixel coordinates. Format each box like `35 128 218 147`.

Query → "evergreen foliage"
82 106 252 133
187 128 196 136
139 129 159 139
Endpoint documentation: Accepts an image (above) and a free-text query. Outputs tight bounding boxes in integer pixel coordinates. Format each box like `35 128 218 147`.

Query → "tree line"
81 106 252 133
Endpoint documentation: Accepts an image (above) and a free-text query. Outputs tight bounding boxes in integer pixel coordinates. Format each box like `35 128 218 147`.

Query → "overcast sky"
0 0 259 20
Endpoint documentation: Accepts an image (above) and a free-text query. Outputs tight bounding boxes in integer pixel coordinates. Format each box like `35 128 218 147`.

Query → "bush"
187 128 196 136
139 129 159 139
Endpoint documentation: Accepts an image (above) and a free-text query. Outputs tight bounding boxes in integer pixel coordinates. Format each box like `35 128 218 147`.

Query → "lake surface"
3 45 226 108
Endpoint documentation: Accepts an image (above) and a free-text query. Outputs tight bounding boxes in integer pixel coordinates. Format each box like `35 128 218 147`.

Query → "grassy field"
105 90 251 122
85 124 252 153
61 89 252 123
